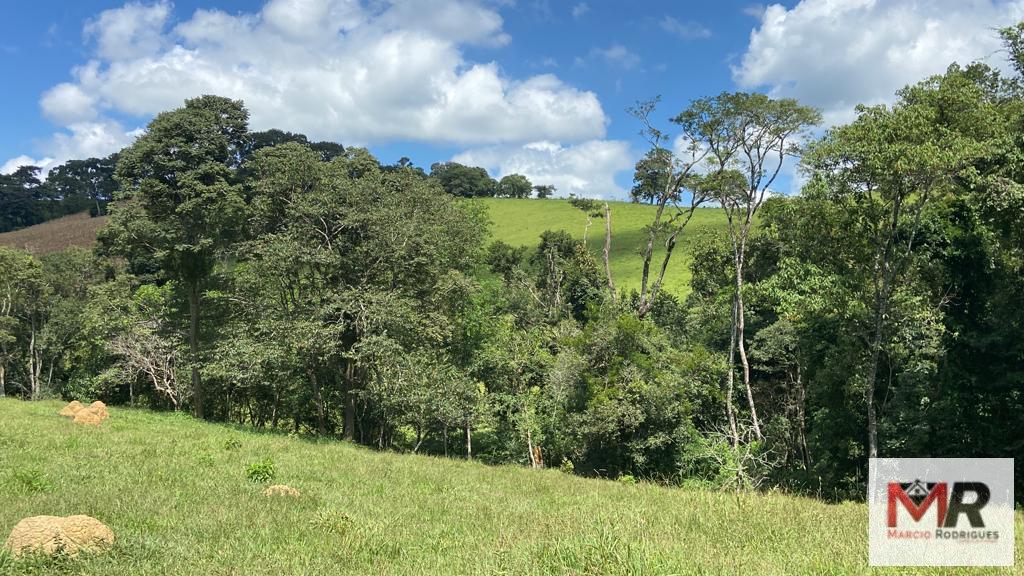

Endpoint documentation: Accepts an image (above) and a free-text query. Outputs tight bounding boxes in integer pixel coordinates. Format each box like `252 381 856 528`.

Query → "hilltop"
5 399 1016 575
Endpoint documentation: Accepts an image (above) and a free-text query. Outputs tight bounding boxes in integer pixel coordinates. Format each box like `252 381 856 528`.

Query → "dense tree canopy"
430 162 497 197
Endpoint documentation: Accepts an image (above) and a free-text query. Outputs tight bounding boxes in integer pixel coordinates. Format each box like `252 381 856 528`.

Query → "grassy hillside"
1 399 1019 575
0 200 722 296
483 198 725 296
0 212 107 255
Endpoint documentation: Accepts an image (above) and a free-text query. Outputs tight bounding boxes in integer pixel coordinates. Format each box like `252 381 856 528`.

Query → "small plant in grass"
617 474 637 485
310 509 354 534
223 438 242 451
4 468 54 494
245 457 275 483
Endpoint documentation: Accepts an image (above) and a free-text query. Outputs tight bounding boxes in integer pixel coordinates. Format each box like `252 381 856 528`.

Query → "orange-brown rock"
58 401 85 418
4 515 114 558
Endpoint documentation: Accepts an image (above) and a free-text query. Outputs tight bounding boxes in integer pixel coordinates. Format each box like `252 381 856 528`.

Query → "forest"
2 24 1023 504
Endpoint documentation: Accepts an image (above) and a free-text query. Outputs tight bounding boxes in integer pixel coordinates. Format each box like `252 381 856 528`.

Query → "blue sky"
2 0 1021 198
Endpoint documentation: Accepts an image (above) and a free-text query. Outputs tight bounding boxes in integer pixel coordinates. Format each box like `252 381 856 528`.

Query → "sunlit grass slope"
482 198 727 297
0 212 107 255
1 399 1020 575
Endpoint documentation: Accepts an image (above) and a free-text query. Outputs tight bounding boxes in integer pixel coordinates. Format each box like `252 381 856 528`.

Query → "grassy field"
1 399 1020 575
0 213 107 255
482 198 726 296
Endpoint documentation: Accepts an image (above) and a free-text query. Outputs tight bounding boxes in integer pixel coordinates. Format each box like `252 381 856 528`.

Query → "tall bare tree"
627 97 717 319
676 92 820 443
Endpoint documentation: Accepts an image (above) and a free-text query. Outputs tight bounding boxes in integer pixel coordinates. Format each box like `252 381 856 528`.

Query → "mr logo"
887 480 990 528
869 458 1012 566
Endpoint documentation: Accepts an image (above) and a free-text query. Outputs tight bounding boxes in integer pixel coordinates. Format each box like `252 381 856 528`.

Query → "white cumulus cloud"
734 0 1024 125
40 83 98 125
454 139 634 199
2 155 54 176
7 0 611 174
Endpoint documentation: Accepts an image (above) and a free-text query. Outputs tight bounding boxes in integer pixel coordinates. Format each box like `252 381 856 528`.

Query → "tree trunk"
343 359 356 441
603 203 616 299
735 275 762 441
865 299 886 459
413 426 424 454
465 421 473 460
0 363 5 397
732 236 763 441
187 282 205 419
526 428 537 468
795 363 810 469
28 318 38 400
307 363 327 435
725 295 739 447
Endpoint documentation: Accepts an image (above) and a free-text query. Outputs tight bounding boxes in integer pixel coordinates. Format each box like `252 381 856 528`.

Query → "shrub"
245 458 275 483
223 438 242 451
559 458 575 474
617 474 637 486
4 468 54 495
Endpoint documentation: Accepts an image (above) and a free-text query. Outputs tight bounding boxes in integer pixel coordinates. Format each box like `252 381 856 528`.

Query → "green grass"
481 198 727 297
1 399 1020 575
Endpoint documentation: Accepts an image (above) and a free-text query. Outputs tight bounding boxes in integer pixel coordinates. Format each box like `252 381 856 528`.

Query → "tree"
803 73 992 459
496 174 533 198
567 194 602 244
243 129 344 163
0 166 45 232
46 155 118 216
627 96 721 319
430 162 497 197
533 184 556 199
0 247 38 397
630 148 673 204
679 92 820 443
238 141 488 439
104 95 249 418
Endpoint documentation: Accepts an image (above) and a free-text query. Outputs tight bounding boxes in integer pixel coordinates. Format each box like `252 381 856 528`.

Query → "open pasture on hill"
483 198 727 296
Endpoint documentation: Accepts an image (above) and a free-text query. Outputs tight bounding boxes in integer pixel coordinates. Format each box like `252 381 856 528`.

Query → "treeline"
0 157 118 232
0 135 549 235
2 27 1023 500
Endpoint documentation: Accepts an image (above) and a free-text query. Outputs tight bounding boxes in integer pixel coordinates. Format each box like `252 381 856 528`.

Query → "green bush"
245 458 275 483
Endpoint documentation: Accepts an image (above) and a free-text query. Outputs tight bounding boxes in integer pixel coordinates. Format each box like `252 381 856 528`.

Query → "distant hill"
483 198 726 296
0 211 107 254
0 200 726 295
